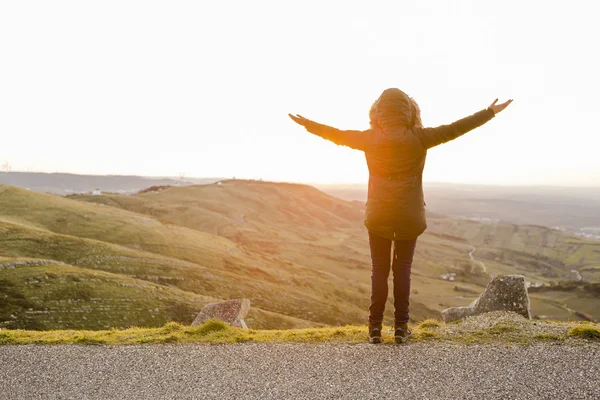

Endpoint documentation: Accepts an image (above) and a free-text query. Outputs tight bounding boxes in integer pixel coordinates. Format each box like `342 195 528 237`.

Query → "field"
1 180 599 331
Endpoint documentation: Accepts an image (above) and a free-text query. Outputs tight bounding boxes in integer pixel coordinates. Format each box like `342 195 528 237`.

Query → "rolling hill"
1 180 599 330
72 180 600 320
0 184 374 328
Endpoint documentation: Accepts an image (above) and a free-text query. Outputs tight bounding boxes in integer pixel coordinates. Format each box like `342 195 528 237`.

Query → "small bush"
418 319 442 329
415 329 441 339
568 325 600 340
160 334 180 343
161 321 184 333
0 332 12 344
186 319 228 336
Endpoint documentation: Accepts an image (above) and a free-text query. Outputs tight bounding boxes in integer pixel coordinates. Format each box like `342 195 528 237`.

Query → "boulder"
442 275 531 322
192 299 250 328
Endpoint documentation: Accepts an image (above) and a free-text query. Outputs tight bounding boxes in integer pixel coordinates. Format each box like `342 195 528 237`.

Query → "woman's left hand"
487 99 513 115
288 114 312 128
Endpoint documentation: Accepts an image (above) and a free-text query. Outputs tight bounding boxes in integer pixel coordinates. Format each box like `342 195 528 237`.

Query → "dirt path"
469 246 487 273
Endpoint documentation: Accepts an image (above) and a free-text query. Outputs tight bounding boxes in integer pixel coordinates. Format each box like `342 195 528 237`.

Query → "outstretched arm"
413 98 512 149
288 114 367 151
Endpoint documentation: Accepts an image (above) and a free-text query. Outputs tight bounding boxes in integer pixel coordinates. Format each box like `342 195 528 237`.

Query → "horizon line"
2 170 600 189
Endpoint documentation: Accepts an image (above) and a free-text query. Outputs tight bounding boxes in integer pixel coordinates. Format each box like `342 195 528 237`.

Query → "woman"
289 88 512 344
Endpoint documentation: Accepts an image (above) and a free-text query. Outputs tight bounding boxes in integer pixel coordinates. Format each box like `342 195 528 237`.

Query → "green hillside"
0 258 212 330
0 257 318 330
0 222 363 328
427 214 600 282
0 185 374 327
2 181 599 331
72 180 600 321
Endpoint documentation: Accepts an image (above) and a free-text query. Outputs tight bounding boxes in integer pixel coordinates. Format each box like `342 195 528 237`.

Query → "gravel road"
1 343 599 399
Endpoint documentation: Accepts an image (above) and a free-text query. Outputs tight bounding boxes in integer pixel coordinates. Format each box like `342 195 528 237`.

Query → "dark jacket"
303 107 495 240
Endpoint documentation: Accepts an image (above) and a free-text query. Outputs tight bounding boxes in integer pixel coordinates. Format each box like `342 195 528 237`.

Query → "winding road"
469 246 487 273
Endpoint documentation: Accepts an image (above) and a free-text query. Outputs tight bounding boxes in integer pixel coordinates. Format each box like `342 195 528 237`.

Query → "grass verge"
1 312 599 345
568 325 600 340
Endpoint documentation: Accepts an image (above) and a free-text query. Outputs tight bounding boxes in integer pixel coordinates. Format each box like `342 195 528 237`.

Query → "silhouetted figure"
289 88 512 343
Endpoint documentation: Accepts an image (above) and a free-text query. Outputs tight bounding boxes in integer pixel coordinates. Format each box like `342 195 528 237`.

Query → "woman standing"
289 88 512 343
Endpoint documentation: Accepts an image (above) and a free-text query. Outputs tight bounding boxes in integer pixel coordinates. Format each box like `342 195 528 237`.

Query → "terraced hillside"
1 181 599 330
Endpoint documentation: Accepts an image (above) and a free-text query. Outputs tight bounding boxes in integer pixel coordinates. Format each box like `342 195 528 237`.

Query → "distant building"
441 272 456 281
92 189 101 196
526 281 543 288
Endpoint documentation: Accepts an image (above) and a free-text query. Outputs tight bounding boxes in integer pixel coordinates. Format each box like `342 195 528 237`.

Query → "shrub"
568 325 600 340
418 319 442 329
161 321 184 333
415 329 441 339
186 319 229 336
160 334 180 343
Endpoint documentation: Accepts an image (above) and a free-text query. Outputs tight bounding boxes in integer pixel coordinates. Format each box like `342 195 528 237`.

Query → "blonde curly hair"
369 88 422 131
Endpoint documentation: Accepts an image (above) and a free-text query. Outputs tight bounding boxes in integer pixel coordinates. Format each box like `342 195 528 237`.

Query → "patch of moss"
160 334 180 343
185 319 228 336
488 323 518 335
161 322 184 333
414 328 441 339
417 319 443 329
1 316 599 346
533 333 563 341
568 325 600 340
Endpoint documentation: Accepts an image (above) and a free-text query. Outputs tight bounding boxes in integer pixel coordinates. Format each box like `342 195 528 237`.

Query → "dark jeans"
368 231 417 327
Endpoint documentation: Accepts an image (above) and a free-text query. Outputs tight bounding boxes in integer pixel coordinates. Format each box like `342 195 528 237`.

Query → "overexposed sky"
1 1 599 185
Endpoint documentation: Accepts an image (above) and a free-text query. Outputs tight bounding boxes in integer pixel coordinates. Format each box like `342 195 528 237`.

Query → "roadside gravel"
1 343 598 399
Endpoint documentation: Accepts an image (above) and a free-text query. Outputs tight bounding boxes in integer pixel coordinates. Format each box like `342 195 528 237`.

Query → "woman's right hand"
487 98 513 115
288 114 313 128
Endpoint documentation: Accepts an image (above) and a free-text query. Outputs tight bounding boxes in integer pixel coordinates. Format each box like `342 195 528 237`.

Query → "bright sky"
1 1 599 186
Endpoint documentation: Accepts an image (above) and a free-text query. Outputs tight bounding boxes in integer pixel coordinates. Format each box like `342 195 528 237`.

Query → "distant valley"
317 183 600 239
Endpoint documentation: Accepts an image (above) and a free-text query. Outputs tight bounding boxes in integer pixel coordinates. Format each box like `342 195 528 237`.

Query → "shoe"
394 323 411 344
368 325 382 344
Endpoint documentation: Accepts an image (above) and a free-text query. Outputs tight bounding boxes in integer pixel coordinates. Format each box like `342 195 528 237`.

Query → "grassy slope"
0 258 318 330
73 181 600 321
0 185 372 326
0 260 212 330
75 182 493 320
0 219 366 326
2 181 600 331
427 214 600 281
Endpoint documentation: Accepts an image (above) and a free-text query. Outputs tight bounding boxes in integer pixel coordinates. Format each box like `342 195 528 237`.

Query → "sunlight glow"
1 1 599 185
